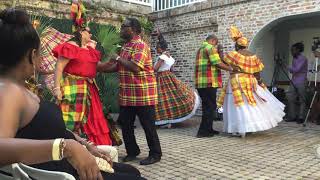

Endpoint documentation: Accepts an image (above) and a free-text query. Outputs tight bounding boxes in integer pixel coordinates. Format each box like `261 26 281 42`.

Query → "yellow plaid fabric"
60 74 92 132
217 51 264 107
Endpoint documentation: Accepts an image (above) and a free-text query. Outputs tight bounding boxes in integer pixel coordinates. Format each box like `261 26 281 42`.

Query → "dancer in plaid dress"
52 1 113 145
154 32 200 127
217 26 285 137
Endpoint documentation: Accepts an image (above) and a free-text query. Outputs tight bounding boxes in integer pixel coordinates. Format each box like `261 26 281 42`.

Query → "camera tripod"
303 57 319 127
270 54 307 123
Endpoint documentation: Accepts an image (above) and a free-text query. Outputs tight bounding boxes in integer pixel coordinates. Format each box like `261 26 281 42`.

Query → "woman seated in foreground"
0 8 145 180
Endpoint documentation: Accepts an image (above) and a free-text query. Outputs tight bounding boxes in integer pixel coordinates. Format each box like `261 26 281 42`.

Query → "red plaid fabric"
118 35 158 106
155 71 195 122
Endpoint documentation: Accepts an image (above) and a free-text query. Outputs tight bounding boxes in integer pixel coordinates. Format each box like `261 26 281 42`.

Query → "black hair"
235 43 246 51
157 33 168 50
69 30 82 47
292 42 304 53
0 8 40 72
127 18 142 34
206 34 217 41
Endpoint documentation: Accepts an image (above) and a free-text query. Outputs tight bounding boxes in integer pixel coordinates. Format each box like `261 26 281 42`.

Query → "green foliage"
96 25 122 113
97 25 122 60
30 15 52 37
139 17 154 35
96 72 119 113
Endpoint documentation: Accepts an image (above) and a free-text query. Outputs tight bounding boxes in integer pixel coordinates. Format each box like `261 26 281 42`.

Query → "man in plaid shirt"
195 34 235 138
100 18 162 165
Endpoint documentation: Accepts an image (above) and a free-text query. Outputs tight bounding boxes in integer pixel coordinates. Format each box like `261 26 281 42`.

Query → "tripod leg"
303 91 318 127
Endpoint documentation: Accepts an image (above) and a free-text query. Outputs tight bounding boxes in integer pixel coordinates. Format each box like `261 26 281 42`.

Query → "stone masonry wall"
0 0 151 26
151 0 320 86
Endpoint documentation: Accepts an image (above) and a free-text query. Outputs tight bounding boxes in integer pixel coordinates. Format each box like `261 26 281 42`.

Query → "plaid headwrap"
230 26 248 47
217 51 264 107
60 74 91 133
118 35 158 106
70 0 88 32
195 41 222 88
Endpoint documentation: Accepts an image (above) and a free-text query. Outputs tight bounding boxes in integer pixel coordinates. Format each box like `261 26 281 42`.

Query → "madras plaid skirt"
60 74 90 133
155 71 198 125
60 74 112 145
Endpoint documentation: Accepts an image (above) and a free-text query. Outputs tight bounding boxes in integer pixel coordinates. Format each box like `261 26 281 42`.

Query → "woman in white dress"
217 26 285 137
153 32 200 128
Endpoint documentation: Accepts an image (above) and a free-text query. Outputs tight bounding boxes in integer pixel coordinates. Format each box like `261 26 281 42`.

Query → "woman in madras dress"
53 26 113 145
217 26 285 137
153 32 200 128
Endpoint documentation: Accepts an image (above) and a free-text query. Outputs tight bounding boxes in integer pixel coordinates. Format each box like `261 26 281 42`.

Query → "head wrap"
70 0 88 32
230 26 248 47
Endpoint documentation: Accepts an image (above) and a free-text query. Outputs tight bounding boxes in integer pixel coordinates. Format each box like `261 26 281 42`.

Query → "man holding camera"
286 42 308 124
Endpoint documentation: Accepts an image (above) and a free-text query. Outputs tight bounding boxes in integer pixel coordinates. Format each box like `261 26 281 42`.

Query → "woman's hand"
86 145 113 167
53 87 62 101
65 140 103 180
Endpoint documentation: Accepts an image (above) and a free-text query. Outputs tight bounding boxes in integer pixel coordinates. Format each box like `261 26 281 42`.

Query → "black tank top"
15 100 77 175
16 101 74 139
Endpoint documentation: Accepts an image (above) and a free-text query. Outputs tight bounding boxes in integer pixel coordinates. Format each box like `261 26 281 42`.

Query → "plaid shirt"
217 51 264 107
118 35 158 106
195 41 222 88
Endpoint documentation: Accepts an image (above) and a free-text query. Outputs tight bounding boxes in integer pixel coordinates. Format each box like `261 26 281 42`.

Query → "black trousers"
196 87 217 134
118 106 162 158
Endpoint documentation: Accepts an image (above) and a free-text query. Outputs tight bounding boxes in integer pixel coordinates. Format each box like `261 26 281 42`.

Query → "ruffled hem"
83 83 112 145
223 83 285 134
155 91 200 125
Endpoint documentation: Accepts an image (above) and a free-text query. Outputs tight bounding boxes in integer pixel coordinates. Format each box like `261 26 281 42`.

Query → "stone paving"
113 116 320 180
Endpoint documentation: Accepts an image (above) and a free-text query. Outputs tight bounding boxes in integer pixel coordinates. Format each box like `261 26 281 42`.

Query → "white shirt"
154 54 175 72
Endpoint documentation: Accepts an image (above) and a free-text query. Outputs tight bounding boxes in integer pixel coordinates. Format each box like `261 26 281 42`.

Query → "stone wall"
0 0 151 26
151 0 320 86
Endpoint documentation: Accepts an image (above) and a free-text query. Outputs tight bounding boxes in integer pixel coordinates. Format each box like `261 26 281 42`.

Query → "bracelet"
116 56 121 61
52 138 63 161
59 139 66 160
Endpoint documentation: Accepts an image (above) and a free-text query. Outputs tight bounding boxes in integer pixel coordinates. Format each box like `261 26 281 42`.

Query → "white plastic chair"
0 145 118 179
0 163 75 180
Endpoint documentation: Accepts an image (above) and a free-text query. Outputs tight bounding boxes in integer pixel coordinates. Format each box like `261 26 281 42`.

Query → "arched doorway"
249 11 320 86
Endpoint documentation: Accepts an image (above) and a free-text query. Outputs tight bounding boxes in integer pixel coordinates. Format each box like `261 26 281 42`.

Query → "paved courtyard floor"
113 116 320 180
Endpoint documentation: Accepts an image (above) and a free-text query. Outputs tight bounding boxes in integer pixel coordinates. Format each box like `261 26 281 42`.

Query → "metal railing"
120 0 205 11
153 0 205 11
120 0 153 7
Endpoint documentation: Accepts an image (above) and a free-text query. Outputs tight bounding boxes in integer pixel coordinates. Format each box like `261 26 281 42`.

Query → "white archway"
249 11 320 86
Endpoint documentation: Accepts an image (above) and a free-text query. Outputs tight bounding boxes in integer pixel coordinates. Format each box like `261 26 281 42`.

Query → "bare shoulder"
0 81 25 105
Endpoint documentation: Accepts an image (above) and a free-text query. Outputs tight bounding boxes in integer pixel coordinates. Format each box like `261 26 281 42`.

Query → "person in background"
153 30 200 128
286 42 308 124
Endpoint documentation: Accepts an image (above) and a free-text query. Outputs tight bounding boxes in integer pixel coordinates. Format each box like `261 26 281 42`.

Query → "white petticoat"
223 82 285 134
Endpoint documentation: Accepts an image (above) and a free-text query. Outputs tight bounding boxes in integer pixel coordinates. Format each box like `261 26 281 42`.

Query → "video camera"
311 37 320 52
